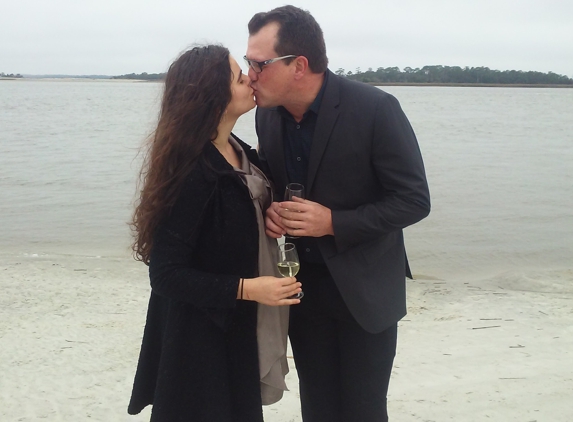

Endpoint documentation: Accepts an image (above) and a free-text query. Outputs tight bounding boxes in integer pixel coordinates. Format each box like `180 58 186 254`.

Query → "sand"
1 253 572 421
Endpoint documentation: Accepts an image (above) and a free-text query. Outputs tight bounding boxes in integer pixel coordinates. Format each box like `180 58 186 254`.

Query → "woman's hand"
241 276 302 306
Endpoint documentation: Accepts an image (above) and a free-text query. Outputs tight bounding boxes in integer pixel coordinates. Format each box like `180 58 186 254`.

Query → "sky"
1 0 572 77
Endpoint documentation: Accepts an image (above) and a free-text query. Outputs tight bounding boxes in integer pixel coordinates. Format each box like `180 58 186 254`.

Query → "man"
245 6 430 422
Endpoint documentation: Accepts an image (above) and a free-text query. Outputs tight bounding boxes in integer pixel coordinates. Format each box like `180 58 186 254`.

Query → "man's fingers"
281 219 306 231
278 201 306 213
266 228 283 239
278 208 307 223
281 214 302 225
266 217 286 233
265 206 287 233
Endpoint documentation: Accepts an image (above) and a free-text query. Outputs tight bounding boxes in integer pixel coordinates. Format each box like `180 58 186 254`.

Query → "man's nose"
247 67 258 81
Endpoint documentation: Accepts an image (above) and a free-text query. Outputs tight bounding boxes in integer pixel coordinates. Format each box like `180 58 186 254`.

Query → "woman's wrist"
242 278 251 301
237 277 252 301
237 278 243 300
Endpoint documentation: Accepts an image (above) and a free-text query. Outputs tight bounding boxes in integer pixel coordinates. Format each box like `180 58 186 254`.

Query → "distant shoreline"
3 77 572 88
369 82 573 88
0 77 148 83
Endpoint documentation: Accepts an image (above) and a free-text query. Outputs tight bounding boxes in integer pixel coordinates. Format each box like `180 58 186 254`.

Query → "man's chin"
254 95 271 109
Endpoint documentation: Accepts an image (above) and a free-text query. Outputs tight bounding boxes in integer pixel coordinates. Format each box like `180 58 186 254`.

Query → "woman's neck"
212 115 241 168
212 113 237 148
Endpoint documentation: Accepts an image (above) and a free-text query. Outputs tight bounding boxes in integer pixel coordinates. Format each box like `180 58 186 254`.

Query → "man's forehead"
247 23 279 58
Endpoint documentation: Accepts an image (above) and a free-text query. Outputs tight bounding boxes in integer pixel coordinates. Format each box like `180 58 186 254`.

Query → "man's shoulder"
333 73 393 103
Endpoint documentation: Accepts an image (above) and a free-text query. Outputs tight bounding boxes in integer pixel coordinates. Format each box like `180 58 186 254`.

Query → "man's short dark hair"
248 5 328 74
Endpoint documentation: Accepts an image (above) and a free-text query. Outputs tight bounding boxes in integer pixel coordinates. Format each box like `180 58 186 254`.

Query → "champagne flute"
284 183 305 201
277 242 304 299
284 183 304 239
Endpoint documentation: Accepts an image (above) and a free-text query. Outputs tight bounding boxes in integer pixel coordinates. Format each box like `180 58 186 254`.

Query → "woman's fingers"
279 298 301 306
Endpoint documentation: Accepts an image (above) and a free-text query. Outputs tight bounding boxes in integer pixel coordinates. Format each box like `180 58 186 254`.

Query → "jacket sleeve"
148 172 240 311
331 93 431 253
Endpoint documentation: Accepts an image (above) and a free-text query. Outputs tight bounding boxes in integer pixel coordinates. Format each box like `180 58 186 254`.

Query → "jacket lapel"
307 71 340 196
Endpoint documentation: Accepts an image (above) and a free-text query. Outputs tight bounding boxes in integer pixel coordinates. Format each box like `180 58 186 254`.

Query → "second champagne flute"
277 242 304 299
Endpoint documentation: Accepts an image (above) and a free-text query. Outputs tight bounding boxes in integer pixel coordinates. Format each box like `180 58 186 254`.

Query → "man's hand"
265 201 287 238
277 196 334 237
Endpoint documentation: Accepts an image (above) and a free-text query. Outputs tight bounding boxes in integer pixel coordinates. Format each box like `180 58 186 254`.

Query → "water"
1 80 572 279
385 86 573 277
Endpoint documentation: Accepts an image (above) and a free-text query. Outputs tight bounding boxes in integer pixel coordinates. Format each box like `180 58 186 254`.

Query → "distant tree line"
111 66 573 85
336 66 573 85
1 72 23 78
111 72 165 80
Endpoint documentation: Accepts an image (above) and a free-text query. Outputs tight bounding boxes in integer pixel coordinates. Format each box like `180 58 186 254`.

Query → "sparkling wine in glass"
277 242 304 299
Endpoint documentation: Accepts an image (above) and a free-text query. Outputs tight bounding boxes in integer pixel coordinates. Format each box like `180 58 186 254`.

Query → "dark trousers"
289 262 397 422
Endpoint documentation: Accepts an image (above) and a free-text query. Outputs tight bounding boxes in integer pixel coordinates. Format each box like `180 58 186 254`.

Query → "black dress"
128 137 264 422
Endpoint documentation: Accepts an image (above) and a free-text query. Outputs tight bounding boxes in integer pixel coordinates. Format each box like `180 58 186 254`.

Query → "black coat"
257 70 431 333
128 137 264 422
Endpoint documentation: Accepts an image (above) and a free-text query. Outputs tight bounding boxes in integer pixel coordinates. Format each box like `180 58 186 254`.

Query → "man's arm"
331 93 430 252
276 92 429 252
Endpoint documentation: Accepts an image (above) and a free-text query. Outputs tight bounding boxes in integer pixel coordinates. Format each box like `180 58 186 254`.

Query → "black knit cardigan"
128 136 264 422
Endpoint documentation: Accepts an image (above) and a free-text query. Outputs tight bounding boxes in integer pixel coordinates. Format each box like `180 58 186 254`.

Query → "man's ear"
293 56 309 80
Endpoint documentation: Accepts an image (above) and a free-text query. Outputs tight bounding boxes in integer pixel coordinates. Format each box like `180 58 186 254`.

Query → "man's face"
246 22 294 108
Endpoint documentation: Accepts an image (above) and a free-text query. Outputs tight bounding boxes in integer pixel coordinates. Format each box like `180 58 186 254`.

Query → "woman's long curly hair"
131 45 232 264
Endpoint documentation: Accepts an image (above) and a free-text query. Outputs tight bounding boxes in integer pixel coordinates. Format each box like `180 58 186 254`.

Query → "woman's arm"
149 171 301 310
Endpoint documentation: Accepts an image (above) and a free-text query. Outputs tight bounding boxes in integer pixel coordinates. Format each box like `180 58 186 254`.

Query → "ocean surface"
1 79 572 279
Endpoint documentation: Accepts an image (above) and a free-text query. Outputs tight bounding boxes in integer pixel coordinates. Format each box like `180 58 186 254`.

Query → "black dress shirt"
277 72 328 264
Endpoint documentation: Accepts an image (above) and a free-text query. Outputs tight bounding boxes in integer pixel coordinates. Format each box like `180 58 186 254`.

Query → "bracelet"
240 278 244 300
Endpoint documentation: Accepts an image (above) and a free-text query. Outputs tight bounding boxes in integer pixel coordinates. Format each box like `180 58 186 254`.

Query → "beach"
1 252 571 421
2 81 572 420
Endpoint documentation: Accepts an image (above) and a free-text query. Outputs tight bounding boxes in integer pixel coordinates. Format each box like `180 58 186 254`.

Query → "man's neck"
284 72 325 122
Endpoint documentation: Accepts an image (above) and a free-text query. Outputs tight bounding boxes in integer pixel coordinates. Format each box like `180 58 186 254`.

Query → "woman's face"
225 56 256 118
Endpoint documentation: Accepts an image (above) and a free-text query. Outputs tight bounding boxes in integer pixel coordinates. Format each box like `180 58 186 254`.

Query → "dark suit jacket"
256 70 431 333
128 137 264 422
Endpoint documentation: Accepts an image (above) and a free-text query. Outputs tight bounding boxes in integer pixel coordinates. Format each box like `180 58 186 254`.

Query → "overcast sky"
2 0 572 77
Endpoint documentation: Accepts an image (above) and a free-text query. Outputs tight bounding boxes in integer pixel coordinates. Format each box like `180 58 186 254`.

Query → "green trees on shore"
111 66 572 85
111 72 165 80
336 66 573 85
2 67 572 85
0 73 23 78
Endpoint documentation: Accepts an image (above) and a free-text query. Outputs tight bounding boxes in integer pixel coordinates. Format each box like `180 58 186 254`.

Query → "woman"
127 45 301 421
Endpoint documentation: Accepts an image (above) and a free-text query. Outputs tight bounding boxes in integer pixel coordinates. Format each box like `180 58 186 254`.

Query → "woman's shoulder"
163 161 219 236
186 143 230 181
179 142 244 197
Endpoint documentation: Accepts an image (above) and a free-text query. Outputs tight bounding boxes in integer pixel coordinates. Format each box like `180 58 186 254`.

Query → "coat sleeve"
331 93 431 252
148 172 240 311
